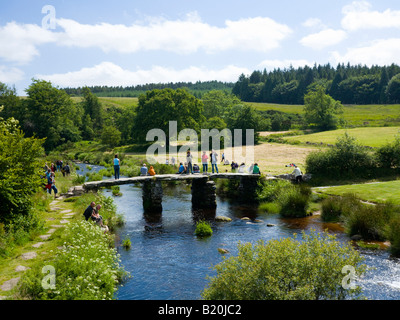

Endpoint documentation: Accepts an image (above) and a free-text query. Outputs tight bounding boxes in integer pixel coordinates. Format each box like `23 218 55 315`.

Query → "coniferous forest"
232 63 400 105
62 63 400 105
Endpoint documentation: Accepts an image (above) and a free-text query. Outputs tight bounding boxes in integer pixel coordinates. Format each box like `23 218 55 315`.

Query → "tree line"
63 80 234 99
232 63 400 105
0 80 274 152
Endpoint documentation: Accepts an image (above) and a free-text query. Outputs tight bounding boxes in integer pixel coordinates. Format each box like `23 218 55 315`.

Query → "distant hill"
63 80 234 98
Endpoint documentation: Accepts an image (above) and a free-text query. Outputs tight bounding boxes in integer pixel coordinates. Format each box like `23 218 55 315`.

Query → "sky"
1 0 400 95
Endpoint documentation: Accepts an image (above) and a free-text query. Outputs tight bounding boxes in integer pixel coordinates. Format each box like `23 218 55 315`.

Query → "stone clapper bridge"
80 173 263 213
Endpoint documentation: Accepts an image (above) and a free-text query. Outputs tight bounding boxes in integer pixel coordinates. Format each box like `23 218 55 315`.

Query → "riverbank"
0 165 126 300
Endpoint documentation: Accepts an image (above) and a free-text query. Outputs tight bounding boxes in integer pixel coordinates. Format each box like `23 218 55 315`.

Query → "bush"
202 230 366 300
0 118 45 225
195 220 213 237
256 179 291 203
345 202 397 241
321 196 343 222
305 133 376 180
276 184 311 218
376 134 400 169
320 193 362 222
111 185 122 196
386 215 400 256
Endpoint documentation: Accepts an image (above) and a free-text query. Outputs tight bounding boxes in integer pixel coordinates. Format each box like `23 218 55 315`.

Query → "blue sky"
1 0 400 95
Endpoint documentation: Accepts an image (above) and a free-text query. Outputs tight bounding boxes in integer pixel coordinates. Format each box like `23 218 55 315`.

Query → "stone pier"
82 173 262 214
191 178 217 209
142 180 163 213
237 175 260 203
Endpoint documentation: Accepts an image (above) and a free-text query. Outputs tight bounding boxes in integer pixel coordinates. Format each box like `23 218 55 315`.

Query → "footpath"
0 197 78 300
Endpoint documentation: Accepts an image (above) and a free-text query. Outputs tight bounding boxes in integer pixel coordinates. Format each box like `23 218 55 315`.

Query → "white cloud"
35 62 251 88
0 65 24 83
342 1 400 31
302 18 325 29
258 59 314 70
300 28 347 50
0 14 292 64
331 38 400 66
55 15 292 54
0 21 57 64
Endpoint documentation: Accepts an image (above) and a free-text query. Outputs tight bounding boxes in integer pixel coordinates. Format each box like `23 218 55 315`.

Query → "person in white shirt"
211 150 219 173
238 163 246 173
292 165 303 183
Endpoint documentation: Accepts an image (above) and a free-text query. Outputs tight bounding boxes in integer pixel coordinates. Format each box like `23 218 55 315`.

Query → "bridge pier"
237 176 260 203
191 178 217 209
142 180 163 214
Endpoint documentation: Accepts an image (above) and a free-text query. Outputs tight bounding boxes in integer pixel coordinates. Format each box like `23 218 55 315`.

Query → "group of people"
175 150 220 174
46 160 71 177
83 201 109 232
43 160 70 198
140 163 156 176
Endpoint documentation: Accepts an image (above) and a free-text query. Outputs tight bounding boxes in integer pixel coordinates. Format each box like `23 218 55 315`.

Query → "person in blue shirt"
113 154 120 180
177 163 185 174
140 163 148 176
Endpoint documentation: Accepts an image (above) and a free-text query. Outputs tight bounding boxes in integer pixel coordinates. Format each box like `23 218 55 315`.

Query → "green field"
284 126 399 147
249 102 400 127
68 96 400 128
314 180 400 205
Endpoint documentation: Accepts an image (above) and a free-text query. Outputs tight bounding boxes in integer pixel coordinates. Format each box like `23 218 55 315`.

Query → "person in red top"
202 151 209 174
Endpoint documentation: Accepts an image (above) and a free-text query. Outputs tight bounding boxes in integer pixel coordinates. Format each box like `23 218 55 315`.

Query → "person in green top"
252 163 261 174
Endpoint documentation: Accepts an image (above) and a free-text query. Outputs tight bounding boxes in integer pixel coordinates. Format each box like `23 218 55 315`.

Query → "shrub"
122 236 131 249
195 220 213 237
111 185 122 196
0 118 45 225
276 184 311 218
256 179 291 203
321 196 343 222
376 134 400 169
385 215 400 256
202 230 366 300
320 193 362 222
344 202 397 241
305 133 376 180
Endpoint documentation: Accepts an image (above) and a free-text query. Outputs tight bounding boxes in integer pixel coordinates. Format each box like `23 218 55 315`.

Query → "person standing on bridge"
202 151 209 174
211 150 219 173
114 154 120 180
186 150 193 174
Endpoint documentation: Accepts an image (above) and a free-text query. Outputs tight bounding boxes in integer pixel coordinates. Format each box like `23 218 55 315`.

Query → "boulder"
218 248 229 254
215 216 232 222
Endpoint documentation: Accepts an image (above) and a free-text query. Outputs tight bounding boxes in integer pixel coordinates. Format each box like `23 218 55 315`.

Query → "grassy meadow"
248 102 400 127
314 180 400 205
283 126 400 147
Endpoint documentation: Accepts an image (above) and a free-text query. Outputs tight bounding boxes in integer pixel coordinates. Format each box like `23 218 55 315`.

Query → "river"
75 163 400 300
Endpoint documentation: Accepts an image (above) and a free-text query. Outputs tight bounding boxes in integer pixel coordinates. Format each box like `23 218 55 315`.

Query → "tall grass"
321 193 400 242
257 179 311 218
276 184 311 218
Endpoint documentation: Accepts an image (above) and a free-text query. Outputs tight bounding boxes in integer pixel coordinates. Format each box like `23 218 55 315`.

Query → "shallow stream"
75 163 400 300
